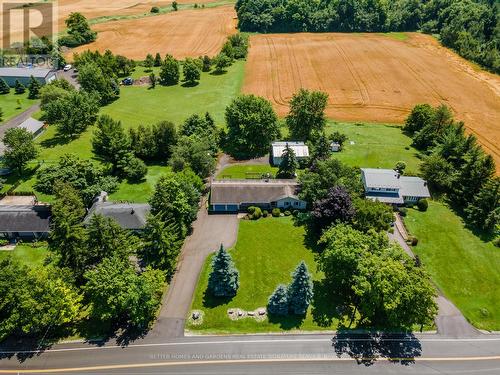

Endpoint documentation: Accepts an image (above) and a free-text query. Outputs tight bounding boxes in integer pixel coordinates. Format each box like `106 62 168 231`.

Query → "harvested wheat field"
69 5 237 60
244 33 500 168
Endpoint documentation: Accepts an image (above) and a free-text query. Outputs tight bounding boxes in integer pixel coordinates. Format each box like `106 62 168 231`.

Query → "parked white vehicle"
63 64 72 71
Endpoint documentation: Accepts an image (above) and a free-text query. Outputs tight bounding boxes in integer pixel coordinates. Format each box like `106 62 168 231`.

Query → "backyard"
0 92 38 124
0 244 49 268
188 217 340 334
405 201 500 330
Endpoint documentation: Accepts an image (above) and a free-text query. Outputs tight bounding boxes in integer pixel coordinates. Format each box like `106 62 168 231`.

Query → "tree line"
235 0 499 74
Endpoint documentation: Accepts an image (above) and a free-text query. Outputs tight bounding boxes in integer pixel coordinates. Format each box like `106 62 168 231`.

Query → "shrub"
0 239 9 246
493 237 500 248
399 207 408 217
407 236 419 246
284 210 291 216
417 198 429 212
150 6 160 13
292 210 299 217
272 208 281 217
249 206 262 220
263 210 269 218
247 206 256 215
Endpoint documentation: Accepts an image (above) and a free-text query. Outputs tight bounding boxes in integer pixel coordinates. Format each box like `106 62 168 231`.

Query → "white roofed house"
271 141 309 166
361 168 431 205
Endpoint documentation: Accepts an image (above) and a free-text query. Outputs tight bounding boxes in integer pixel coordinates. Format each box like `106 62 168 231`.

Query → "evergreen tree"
276 143 298 179
149 72 156 88
183 58 201 85
202 55 211 72
465 177 500 232
0 78 10 94
27 76 41 99
286 89 329 141
144 53 154 69
267 284 289 315
287 261 314 315
14 80 25 94
140 214 183 277
160 54 180 85
208 245 239 297
154 52 162 67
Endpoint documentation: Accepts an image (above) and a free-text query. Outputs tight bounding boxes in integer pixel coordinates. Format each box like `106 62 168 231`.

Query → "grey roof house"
210 179 307 213
271 142 309 166
0 67 56 86
18 117 45 137
0 205 51 240
84 192 150 231
361 168 431 205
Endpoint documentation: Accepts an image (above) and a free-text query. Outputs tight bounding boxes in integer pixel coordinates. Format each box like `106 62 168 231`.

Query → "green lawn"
188 217 339 334
9 60 246 202
216 164 277 180
405 201 500 330
327 122 421 172
0 244 49 268
0 92 38 124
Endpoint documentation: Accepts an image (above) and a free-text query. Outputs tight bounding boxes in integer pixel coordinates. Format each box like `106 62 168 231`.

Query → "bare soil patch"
243 33 500 170
69 5 237 60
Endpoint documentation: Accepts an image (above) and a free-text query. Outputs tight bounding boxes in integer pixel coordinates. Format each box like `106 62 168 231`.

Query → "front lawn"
0 92 38 124
216 164 278 180
188 217 339 334
405 201 500 330
0 244 49 268
327 122 421 172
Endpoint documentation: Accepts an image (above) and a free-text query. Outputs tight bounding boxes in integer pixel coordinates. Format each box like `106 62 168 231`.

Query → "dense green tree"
420 152 456 192
27 76 41 99
149 72 156 88
83 256 164 328
115 55 135 76
129 120 178 161
60 12 96 47
225 94 280 159
298 158 363 204
287 261 313 315
2 128 38 175
329 131 348 147
44 90 99 137
202 55 212 72
310 133 332 163
395 161 406 175
14 80 25 94
78 61 120 104
286 89 329 141
144 53 154 70
352 198 394 233
169 136 216 178
403 104 435 134
0 259 81 341
183 58 201 85
208 245 239 297
213 52 233 73
267 284 289 316
154 52 162 67
49 182 87 278
465 177 500 233
139 214 182 277
0 78 10 94
36 154 118 204
149 170 202 234
160 55 180 85
276 144 298 179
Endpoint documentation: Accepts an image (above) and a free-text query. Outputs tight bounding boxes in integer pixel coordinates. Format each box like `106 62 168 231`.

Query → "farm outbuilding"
210 179 307 213
0 67 56 86
18 117 45 137
271 141 309 166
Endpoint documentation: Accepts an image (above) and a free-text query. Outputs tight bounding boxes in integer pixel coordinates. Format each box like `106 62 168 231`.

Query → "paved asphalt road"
0 334 499 374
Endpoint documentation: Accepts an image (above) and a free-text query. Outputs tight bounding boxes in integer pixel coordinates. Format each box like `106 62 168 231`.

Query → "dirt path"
147 200 239 339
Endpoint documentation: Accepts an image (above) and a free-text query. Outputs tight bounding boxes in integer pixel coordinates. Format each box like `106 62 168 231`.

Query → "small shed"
0 67 56 86
18 117 45 137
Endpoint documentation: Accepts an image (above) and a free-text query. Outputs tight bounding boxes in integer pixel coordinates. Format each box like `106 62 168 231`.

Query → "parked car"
122 77 134 85
63 64 72 71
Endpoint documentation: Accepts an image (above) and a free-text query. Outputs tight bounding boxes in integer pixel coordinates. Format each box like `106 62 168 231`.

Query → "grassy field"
216 164 278 180
327 122 421 172
405 201 500 330
0 244 49 268
188 217 339 334
9 60 246 202
0 92 38 124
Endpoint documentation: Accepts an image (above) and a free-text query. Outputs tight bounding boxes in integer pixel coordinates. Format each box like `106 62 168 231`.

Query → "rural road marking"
2 337 500 355
1 356 500 374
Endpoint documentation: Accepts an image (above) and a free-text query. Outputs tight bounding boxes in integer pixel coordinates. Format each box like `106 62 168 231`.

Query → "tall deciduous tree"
92 115 131 173
276 144 298 179
208 245 239 297
286 89 329 141
160 55 180 85
288 261 313 315
2 128 38 175
183 58 201 85
225 94 280 159
311 185 356 232
78 61 120 104
353 198 394 233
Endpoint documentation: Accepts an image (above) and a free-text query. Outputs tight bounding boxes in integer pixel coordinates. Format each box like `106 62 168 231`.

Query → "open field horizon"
243 32 500 171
